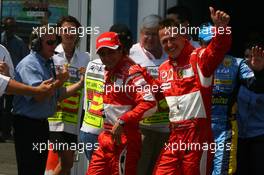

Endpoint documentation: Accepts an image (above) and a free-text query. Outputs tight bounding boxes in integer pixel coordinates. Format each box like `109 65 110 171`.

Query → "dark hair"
56 15 82 45
109 23 133 54
244 31 264 50
29 24 57 52
57 15 81 28
167 5 192 23
2 16 16 30
159 18 179 30
244 40 264 51
3 16 16 24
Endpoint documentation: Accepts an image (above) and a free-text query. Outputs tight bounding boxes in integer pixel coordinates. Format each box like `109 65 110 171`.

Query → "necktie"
46 59 57 79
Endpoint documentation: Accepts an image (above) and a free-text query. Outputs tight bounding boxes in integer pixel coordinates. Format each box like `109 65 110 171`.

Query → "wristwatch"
117 119 125 126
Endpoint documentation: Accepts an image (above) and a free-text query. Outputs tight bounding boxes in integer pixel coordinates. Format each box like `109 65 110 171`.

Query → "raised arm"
197 7 232 77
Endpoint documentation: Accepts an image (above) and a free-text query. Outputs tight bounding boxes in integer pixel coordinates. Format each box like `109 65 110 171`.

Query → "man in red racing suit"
153 7 231 175
87 32 157 175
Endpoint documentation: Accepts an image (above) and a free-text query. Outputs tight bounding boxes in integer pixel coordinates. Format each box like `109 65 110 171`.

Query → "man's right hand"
209 6 230 27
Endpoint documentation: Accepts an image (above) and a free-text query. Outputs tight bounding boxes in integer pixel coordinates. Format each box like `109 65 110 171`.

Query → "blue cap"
198 23 214 42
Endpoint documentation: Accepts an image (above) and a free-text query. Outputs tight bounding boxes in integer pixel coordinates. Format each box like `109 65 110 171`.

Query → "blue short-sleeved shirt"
13 52 58 119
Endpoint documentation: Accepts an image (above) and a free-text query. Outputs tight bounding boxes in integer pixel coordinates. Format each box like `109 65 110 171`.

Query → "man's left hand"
248 46 264 71
55 64 69 88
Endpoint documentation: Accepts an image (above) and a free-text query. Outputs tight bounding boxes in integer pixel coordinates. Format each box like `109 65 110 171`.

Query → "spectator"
0 54 51 142
80 56 104 162
0 16 29 142
129 14 169 175
12 25 84 175
1 16 29 67
48 15 90 175
87 32 157 175
0 44 14 142
153 7 231 174
130 14 167 66
0 74 53 97
0 44 14 77
236 41 264 175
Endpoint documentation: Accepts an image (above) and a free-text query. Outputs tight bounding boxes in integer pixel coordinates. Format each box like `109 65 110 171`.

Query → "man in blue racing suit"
198 23 257 175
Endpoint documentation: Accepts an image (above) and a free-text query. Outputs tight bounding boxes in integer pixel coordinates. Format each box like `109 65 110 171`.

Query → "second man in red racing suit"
87 32 157 175
153 7 231 175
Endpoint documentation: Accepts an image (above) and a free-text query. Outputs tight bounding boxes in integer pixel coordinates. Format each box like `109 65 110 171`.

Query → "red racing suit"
153 30 231 175
87 56 157 175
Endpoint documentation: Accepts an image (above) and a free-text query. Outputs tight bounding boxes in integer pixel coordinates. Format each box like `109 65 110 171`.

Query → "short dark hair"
167 5 192 23
29 24 57 52
159 18 179 30
2 16 16 30
57 15 81 28
3 16 16 24
244 39 264 51
56 15 82 45
109 23 133 54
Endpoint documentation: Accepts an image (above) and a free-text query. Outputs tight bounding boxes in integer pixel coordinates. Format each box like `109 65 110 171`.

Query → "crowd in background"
0 4 263 175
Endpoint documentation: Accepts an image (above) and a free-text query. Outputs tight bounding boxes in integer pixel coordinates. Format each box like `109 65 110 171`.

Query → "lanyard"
46 59 57 80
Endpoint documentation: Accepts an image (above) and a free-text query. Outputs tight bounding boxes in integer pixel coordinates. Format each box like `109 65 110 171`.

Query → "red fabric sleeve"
119 72 157 125
197 27 232 77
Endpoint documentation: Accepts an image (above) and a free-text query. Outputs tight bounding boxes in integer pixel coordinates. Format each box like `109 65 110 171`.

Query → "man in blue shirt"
1 17 29 67
236 41 264 175
12 25 84 175
1 17 29 142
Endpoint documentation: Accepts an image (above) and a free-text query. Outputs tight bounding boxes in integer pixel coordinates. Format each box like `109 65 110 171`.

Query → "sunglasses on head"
46 39 57 46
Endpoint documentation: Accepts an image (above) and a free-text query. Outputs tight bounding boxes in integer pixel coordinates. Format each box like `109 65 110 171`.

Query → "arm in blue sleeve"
239 59 264 93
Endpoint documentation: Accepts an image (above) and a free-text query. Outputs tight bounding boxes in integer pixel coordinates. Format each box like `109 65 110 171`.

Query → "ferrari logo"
178 69 183 79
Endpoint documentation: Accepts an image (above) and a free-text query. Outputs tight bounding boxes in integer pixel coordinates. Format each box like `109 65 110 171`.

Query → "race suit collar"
169 40 194 66
105 55 130 74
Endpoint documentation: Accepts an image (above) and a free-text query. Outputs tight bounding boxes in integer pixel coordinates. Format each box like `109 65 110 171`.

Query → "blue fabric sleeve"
239 60 264 93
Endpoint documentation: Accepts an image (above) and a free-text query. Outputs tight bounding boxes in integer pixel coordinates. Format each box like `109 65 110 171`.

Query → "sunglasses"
46 39 57 46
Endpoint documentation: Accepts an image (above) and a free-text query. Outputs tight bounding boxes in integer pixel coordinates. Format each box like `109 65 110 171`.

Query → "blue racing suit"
211 55 242 175
211 55 264 175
